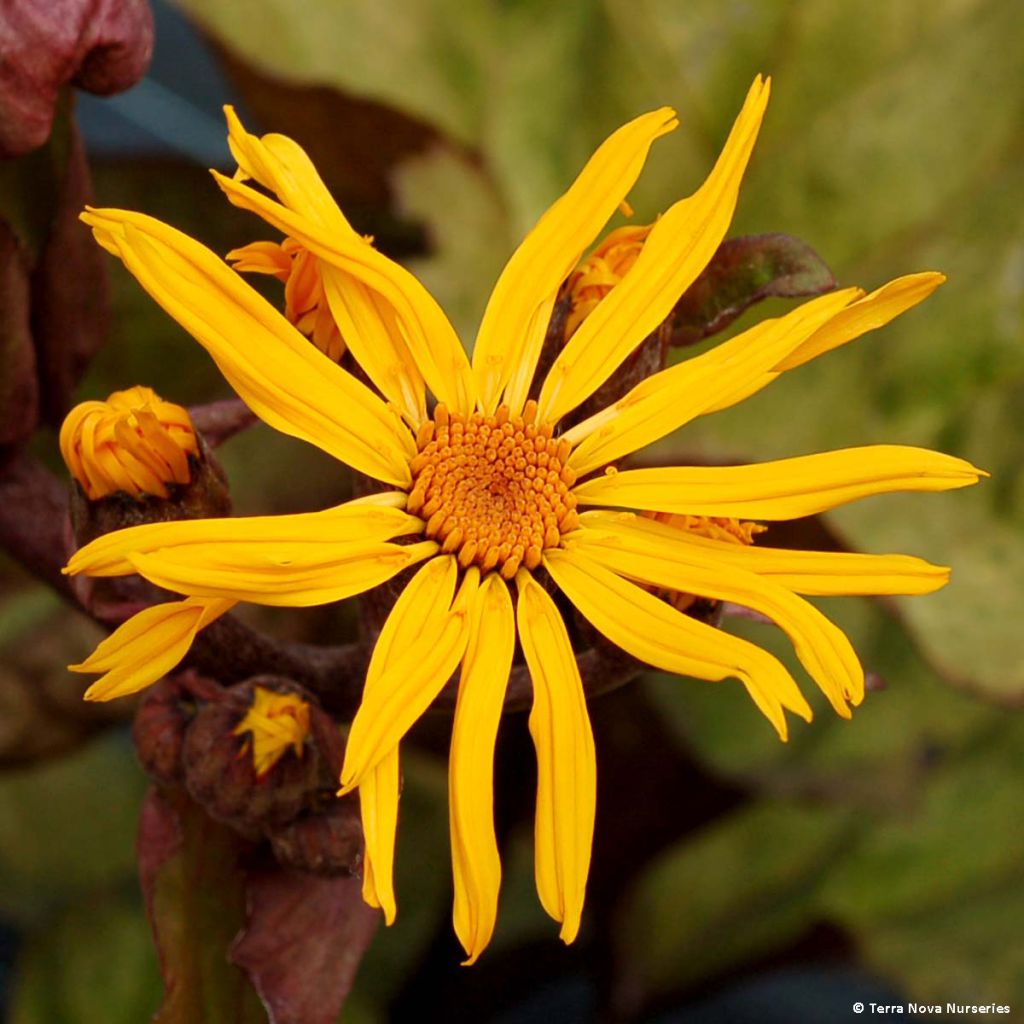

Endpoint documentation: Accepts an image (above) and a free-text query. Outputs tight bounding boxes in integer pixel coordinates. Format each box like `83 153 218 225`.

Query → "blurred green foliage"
2 0 1020 1019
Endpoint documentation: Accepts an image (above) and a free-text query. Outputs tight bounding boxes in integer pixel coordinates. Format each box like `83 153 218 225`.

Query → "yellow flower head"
59 385 198 500
234 685 312 777
65 76 984 963
228 237 345 361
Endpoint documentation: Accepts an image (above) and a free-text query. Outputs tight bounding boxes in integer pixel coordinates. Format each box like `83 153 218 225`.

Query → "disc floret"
407 400 579 579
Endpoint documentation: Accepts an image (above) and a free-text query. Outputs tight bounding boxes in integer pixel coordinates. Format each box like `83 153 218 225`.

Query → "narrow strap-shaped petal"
320 265 427 425
566 288 861 475
515 570 596 944
576 511 951 596
359 749 400 925
224 112 428 423
699 272 948 416
450 573 515 963
70 596 234 701
339 558 475 791
572 446 986 520
777 272 946 372
126 540 437 607
224 106 356 232
212 162 475 417
544 548 810 738
572 523 864 714
471 108 679 415
538 76 771 425
81 208 416 486
65 495 420 577
341 555 458 922
225 240 292 278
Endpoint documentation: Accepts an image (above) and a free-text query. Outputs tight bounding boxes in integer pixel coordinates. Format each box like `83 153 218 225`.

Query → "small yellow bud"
234 686 312 778
59 386 199 500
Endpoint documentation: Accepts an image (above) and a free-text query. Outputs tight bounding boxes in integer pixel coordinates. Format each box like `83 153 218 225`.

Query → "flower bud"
61 386 198 501
564 224 650 339
182 678 321 838
267 797 364 877
229 239 344 360
131 676 196 786
0 0 154 157
59 386 231 546
234 684 313 778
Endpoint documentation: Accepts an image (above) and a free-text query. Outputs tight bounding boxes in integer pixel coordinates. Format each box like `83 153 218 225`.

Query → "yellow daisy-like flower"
65 76 983 963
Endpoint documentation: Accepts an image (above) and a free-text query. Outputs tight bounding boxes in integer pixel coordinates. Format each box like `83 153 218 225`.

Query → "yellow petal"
65 495 420 577
343 555 461 923
566 287 861 475
213 113 474 416
340 558 474 791
450 573 515 964
225 240 292 278
576 511 951 596
320 264 427 425
80 208 415 486
573 520 864 714
71 596 234 701
778 272 946 372
544 548 810 739
223 113 429 422
126 540 436 607
572 446 986 520
359 749 400 925
224 106 354 231
515 570 595 944
701 272 948 415
471 108 679 415
538 76 771 425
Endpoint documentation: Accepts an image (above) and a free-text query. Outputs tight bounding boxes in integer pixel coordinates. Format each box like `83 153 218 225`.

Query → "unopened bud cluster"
133 675 362 876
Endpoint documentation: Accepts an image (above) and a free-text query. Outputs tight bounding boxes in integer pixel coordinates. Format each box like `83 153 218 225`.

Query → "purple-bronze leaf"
231 866 380 1024
30 118 110 425
667 233 836 347
0 222 38 447
0 0 153 157
137 786 265 1024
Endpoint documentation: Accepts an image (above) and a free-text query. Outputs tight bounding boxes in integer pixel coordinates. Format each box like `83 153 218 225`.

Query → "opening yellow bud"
564 224 652 339
228 237 345 361
234 686 312 778
59 386 198 500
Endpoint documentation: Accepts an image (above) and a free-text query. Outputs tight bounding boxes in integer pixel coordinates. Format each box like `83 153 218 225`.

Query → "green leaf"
0 732 145 923
616 800 856 996
817 715 1024 925
10 892 161 1024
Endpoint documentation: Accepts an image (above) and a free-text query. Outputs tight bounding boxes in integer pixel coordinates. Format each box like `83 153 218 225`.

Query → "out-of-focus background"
1 0 1022 1021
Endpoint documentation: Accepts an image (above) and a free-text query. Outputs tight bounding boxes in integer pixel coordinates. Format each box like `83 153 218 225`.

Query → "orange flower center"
407 401 580 579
